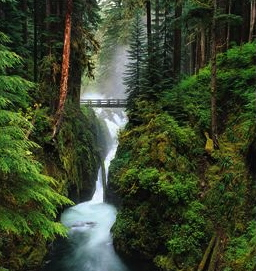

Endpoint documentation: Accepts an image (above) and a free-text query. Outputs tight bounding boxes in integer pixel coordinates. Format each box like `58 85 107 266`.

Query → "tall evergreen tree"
161 0 175 81
210 0 218 147
249 0 256 41
173 0 182 79
52 0 72 138
123 12 146 115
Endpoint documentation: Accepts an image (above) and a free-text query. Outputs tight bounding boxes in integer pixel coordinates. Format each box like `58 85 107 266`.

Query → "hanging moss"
40 104 103 203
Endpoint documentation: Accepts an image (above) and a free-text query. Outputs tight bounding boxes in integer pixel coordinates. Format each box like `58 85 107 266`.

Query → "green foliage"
72 0 100 78
0 1 35 79
97 1 136 80
138 168 160 190
123 11 147 114
157 173 198 205
109 42 256 271
167 201 206 263
164 42 256 136
224 221 256 271
109 101 206 267
218 42 256 69
0 34 73 270
163 68 211 128
0 1 102 269
0 32 32 109
48 105 102 202
216 43 256 143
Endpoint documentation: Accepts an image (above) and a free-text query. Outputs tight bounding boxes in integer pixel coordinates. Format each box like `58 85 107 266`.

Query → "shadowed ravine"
42 107 131 271
41 46 146 271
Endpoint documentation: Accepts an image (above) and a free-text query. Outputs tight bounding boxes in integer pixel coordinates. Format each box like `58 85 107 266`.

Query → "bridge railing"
80 99 127 108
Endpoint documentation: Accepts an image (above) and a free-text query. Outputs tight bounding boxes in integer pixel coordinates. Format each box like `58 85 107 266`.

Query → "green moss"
36 104 102 202
0 234 47 271
108 109 206 268
108 42 256 271
223 221 256 271
0 103 103 270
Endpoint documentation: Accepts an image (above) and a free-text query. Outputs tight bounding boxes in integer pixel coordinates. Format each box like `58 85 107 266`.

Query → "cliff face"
107 42 256 270
48 105 102 203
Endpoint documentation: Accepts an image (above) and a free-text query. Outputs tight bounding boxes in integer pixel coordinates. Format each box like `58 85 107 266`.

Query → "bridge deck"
80 99 127 108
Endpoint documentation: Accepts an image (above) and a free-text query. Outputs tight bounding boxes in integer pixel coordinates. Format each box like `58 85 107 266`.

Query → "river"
42 107 132 271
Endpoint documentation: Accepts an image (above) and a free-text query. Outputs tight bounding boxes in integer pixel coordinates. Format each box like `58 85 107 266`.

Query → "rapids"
42 107 130 271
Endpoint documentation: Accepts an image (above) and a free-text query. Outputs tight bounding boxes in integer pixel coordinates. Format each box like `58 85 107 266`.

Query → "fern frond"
0 51 22 71
0 208 33 235
0 37 72 244
26 211 68 239
0 75 33 108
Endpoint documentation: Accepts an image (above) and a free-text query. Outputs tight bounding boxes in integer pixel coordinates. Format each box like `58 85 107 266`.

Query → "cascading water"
42 107 130 271
41 45 139 271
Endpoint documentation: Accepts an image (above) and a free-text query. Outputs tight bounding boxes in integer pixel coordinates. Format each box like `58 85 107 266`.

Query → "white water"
42 44 133 271
43 107 129 271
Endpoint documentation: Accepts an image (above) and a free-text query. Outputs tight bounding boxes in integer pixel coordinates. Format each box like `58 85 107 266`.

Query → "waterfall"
41 45 134 271
91 107 126 203
42 106 130 271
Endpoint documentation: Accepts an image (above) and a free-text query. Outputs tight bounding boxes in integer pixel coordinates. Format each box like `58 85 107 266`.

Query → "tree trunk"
189 40 196 76
226 0 232 49
22 0 28 45
45 0 51 31
195 34 199 74
173 0 182 79
155 0 160 33
210 0 218 148
163 7 168 75
197 234 217 271
34 0 38 82
52 0 72 138
249 0 256 42
200 26 206 67
208 236 220 271
146 0 152 57
241 0 250 43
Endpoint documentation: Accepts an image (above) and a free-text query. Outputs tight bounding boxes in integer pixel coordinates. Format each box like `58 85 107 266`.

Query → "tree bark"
173 0 182 79
200 26 206 67
197 234 217 271
208 236 220 271
210 0 218 148
155 0 160 33
249 0 256 42
195 35 199 74
45 0 51 32
52 0 72 138
34 0 38 82
146 0 152 57
226 0 232 49
22 0 28 45
241 0 250 43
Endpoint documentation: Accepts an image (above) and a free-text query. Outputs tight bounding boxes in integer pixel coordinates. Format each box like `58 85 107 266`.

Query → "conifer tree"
0 33 72 269
123 12 146 115
52 0 72 138
161 0 175 83
140 0 172 101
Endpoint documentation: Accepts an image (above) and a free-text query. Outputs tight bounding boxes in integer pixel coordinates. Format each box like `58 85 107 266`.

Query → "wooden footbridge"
80 99 127 108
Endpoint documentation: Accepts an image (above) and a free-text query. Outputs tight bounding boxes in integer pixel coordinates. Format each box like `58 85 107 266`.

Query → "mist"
81 45 128 100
